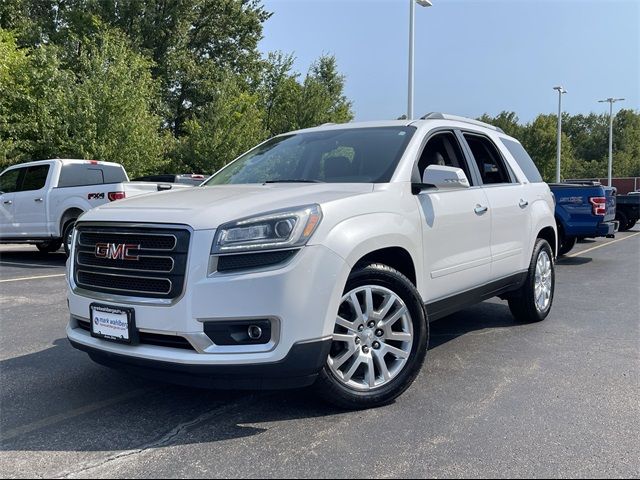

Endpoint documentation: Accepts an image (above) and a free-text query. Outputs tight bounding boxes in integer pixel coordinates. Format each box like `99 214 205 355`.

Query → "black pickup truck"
616 193 640 231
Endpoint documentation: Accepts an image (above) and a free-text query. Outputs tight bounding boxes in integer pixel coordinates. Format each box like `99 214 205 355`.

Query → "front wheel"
315 263 428 410
508 239 555 323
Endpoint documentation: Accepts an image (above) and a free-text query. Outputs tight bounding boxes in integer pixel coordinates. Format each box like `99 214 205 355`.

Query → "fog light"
247 325 263 340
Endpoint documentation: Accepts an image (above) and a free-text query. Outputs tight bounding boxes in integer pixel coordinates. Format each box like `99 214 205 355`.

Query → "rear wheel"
315 263 428 410
508 239 555 323
36 240 62 253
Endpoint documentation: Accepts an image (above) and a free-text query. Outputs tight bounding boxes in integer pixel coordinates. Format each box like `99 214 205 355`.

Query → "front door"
0 167 23 237
13 164 51 238
416 131 493 302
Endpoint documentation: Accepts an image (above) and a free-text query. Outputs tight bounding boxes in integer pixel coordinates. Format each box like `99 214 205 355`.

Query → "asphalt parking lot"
1 229 639 478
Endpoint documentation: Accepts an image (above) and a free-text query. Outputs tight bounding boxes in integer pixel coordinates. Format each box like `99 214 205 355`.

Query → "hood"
79 183 374 230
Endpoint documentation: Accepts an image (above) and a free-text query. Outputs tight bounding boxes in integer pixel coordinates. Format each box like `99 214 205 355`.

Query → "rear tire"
558 231 576 256
616 211 630 232
315 263 428 410
36 240 62 253
508 239 555 323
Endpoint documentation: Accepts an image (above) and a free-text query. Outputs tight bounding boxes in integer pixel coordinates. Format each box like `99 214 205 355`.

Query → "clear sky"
259 0 640 123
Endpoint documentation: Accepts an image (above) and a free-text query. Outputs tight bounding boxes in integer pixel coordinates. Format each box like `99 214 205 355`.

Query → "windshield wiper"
264 179 324 184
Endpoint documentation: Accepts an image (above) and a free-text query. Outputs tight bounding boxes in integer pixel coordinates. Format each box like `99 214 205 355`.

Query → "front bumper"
69 335 332 389
67 233 351 384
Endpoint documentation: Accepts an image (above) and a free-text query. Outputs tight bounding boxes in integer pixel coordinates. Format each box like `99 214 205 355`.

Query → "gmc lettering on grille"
95 243 140 261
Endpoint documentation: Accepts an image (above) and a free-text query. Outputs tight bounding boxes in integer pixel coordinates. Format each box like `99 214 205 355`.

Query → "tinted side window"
500 138 543 183
464 134 512 185
20 165 50 191
417 132 473 184
0 168 23 194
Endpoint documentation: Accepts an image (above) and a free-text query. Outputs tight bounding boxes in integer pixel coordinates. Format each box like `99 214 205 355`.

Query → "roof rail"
420 112 505 134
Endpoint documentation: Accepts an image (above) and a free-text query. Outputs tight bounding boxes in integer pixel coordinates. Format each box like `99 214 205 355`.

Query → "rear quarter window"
58 164 127 187
500 138 544 183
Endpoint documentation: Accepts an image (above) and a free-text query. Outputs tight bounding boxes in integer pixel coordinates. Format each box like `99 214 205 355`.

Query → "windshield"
204 126 416 185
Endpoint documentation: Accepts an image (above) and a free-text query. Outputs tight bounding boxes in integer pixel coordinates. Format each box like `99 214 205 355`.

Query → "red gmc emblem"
95 243 140 261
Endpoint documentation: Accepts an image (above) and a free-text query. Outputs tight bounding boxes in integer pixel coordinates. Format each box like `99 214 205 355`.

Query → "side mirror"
422 165 470 189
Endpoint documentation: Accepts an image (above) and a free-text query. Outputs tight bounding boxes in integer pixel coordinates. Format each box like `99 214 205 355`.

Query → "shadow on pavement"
556 256 593 266
0 248 67 268
0 301 521 453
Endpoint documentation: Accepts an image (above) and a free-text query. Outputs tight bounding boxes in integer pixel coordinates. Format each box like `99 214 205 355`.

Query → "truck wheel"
315 263 428 410
508 239 555 323
36 240 62 253
616 211 630 232
558 233 576 256
62 220 76 257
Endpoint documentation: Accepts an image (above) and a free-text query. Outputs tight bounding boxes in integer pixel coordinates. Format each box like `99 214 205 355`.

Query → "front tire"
62 220 76 257
315 263 428 410
508 239 555 323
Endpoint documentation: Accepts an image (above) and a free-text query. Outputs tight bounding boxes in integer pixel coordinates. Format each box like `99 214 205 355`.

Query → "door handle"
519 199 529 208
3 200 12 205
34 198 44 202
474 204 489 215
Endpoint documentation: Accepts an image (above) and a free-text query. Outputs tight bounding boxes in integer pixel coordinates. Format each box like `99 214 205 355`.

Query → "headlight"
211 205 323 254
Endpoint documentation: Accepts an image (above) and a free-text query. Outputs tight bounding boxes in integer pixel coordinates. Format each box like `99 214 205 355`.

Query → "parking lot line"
0 388 150 443
0 260 65 268
568 231 640 258
0 273 67 283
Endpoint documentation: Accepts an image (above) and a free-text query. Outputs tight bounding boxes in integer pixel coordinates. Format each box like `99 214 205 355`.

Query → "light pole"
598 97 625 187
553 86 567 183
407 0 432 119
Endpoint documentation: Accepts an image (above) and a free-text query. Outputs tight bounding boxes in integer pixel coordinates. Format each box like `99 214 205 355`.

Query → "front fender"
317 212 424 293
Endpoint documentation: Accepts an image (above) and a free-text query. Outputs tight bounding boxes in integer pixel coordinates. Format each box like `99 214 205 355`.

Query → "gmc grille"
73 225 190 299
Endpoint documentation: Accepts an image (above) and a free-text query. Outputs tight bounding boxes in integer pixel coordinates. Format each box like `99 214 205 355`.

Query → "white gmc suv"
66 114 557 409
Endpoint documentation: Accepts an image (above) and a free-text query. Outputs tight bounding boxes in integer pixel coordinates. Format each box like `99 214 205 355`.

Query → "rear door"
13 164 52 237
0 167 23 237
462 132 532 280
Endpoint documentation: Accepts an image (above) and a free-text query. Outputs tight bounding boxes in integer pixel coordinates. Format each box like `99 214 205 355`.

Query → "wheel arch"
59 207 84 236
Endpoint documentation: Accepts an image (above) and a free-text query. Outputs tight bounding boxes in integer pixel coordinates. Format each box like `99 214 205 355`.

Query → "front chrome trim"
76 269 173 295
70 222 194 307
78 231 177 251
76 253 175 274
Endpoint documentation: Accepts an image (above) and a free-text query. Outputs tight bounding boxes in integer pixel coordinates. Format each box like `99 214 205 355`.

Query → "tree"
0 26 171 176
478 111 523 138
519 114 576 182
177 74 266 174
296 55 353 129
59 28 171 176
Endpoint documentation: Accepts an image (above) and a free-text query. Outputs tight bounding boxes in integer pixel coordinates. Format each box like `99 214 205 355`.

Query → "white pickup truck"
66 115 557 409
0 159 191 255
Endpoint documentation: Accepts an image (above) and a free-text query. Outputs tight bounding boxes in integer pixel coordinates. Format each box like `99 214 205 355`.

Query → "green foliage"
479 110 640 182
177 75 266 174
0 1 355 176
